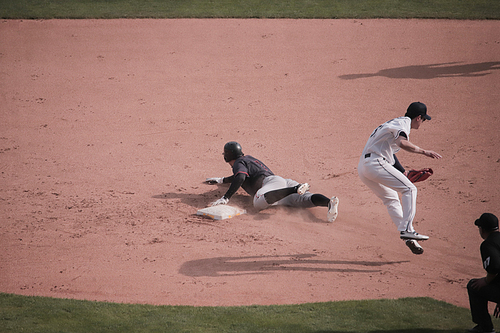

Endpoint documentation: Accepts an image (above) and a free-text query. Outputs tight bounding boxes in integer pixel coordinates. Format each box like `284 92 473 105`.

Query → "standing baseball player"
357 102 442 254
206 141 339 222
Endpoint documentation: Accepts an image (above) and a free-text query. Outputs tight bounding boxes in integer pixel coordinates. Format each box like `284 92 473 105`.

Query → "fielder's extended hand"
206 177 224 184
423 150 442 159
211 196 229 206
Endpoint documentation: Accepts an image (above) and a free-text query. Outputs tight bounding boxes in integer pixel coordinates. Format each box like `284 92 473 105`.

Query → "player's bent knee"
402 183 417 195
253 195 270 211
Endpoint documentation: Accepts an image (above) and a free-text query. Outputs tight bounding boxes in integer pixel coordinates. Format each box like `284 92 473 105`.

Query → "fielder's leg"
359 157 417 233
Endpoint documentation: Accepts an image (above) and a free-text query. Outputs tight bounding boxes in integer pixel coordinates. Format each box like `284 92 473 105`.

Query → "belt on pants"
364 153 385 161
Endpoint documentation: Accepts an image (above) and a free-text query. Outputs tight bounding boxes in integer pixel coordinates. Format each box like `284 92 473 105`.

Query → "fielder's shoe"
405 239 424 255
327 196 339 222
468 325 495 333
296 183 310 195
400 230 429 240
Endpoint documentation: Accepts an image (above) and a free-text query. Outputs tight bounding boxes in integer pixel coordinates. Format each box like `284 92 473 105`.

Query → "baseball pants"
358 154 417 233
253 175 314 211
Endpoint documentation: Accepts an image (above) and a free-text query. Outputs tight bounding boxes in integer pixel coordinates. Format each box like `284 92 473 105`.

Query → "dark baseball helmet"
223 141 244 162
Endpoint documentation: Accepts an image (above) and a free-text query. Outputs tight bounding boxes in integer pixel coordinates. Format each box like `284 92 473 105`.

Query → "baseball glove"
406 168 433 183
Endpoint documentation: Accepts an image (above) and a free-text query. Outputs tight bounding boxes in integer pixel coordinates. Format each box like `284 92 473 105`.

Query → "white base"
197 205 246 220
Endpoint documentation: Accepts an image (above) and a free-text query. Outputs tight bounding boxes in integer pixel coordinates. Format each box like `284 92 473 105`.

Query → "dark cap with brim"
405 102 431 120
475 213 499 231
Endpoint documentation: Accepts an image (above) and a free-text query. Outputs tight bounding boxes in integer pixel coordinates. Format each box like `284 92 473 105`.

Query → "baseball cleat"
327 196 339 222
296 183 310 195
405 239 424 255
400 230 429 240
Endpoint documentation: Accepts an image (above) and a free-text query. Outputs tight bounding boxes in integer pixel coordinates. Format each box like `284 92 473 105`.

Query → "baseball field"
1 1 500 332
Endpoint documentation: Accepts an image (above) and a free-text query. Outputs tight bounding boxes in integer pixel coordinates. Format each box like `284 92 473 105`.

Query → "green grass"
2 293 496 333
0 0 499 19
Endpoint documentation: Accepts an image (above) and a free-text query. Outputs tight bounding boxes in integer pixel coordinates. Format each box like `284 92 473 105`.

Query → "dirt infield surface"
1 19 499 309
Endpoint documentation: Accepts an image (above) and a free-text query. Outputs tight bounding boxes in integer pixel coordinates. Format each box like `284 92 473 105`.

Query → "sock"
311 194 330 207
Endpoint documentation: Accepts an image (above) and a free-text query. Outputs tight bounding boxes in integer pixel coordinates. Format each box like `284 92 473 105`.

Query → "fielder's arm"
397 137 442 159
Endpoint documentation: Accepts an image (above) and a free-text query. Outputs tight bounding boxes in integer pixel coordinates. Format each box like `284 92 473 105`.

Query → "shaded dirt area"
1 19 499 309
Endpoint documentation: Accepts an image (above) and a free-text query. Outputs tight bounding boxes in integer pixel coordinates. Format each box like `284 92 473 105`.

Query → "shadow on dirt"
152 185 251 210
179 253 409 277
339 61 500 80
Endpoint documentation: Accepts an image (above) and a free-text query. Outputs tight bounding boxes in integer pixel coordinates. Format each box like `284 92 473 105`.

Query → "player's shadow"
152 184 251 210
179 253 408 277
339 61 500 80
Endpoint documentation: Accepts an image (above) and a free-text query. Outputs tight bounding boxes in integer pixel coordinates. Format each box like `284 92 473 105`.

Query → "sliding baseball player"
206 141 339 222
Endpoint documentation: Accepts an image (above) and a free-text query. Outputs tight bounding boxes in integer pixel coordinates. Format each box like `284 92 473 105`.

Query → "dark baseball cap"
475 213 499 231
405 102 431 120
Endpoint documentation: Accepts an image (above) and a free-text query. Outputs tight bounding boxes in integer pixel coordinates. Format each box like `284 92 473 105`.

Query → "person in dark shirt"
206 141 340 222
467 213 500 333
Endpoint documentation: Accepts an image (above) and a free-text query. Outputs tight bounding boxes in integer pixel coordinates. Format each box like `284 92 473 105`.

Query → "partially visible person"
467 213 500 333
206 141 339 222
357 102 442 255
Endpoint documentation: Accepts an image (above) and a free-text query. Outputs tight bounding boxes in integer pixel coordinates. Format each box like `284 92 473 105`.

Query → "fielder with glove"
206 141 340 222
358 102 442 255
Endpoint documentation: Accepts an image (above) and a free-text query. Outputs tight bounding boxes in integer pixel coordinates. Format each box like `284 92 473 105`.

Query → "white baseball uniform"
358 117 417 233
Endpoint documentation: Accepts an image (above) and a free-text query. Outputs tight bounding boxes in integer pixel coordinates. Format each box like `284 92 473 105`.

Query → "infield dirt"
1 19 499 309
